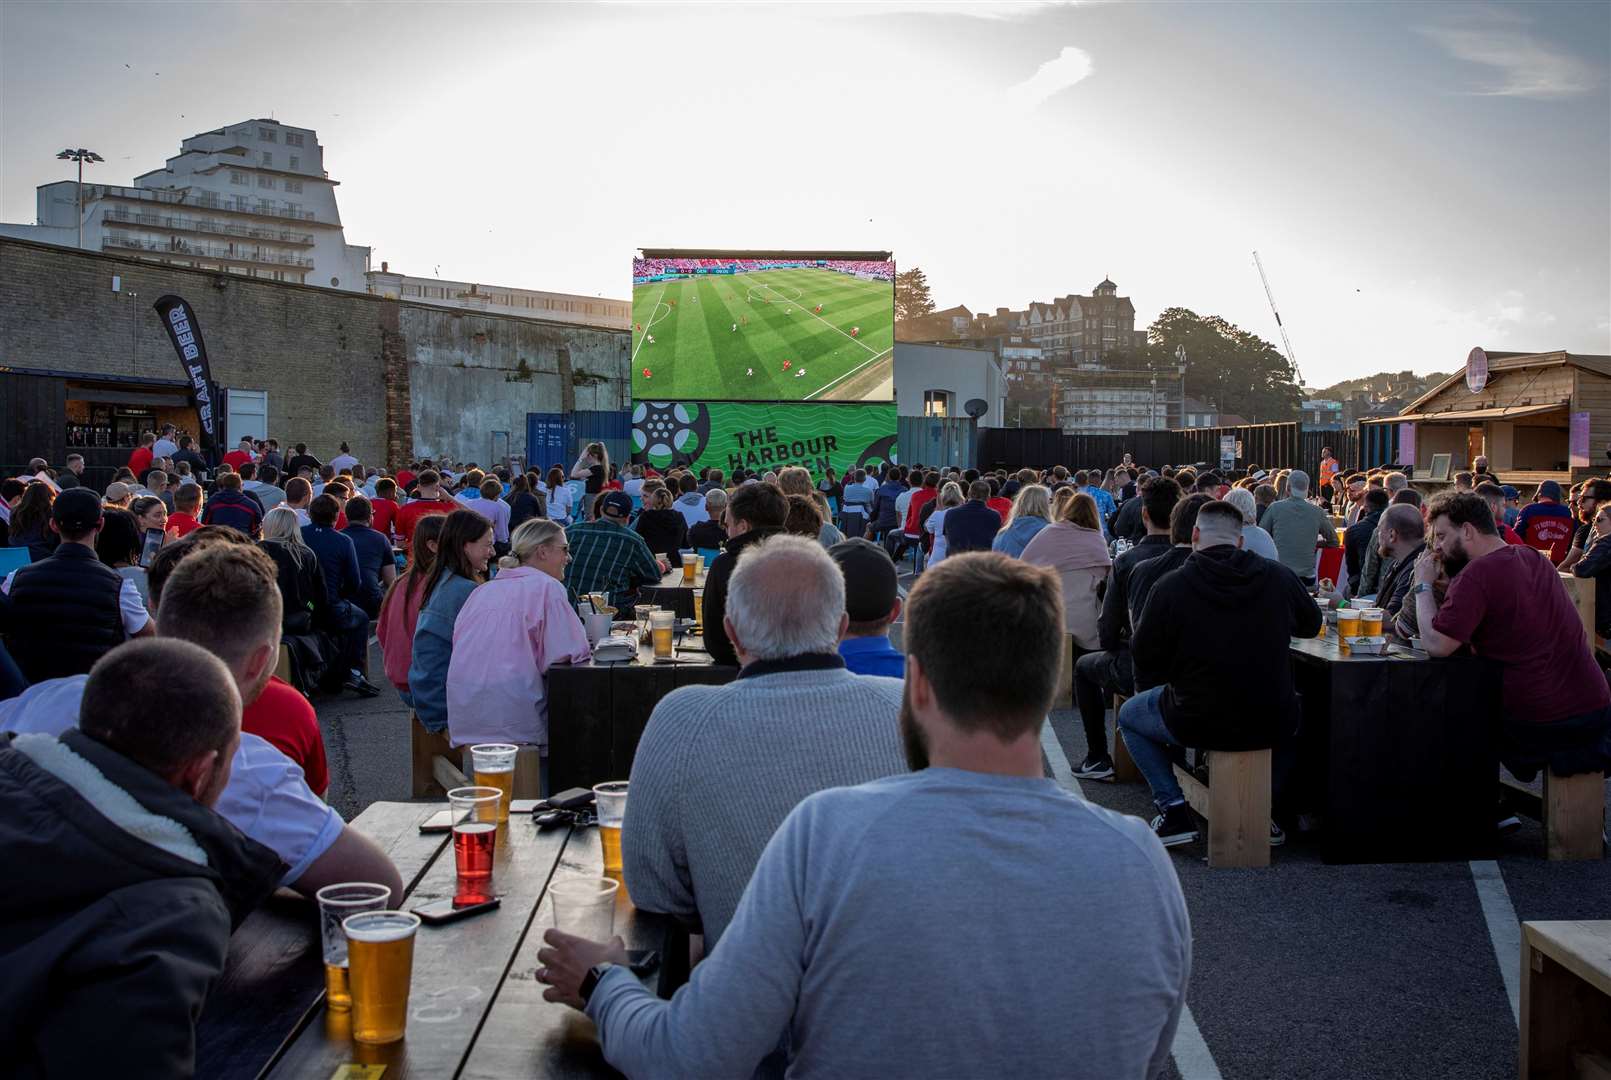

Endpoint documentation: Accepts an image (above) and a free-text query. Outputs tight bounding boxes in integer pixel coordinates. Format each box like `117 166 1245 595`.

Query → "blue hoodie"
992 515 1051 558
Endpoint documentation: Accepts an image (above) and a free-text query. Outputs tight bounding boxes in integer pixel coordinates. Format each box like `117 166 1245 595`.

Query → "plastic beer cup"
550 877 619 940
681 550 697 583
470 744 518 822
315 882 393 1012
448 786 501 907
692 587 704 631
343 910 419 1045
650 610 675 659
593 781 628 873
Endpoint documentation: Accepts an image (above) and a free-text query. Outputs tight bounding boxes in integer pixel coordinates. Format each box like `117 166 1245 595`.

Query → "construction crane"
1252 251 1303 386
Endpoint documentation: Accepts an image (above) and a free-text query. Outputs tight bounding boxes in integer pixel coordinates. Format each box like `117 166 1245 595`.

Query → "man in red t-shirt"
370 477 401 542
394 469 460 544
168 484 204 537
242 675 330 796
1416 491 1611 779
903 472 939 535
222 436 256 472
127 432 155 478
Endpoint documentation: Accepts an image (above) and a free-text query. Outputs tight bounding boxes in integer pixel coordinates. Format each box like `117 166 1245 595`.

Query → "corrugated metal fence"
978 423 1359 474
525 410 631 473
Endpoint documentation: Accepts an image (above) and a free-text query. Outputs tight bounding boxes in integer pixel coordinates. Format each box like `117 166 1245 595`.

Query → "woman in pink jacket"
445 517 592 794
375 515 447 694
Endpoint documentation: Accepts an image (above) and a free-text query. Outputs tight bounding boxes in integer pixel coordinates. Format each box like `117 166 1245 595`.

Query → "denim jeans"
1117 686 1185 811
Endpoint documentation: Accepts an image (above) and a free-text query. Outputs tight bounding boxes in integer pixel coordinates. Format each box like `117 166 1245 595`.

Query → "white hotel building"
3 119 371 289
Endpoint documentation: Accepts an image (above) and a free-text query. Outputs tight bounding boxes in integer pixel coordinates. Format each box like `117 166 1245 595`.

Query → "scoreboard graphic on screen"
631 251 894 403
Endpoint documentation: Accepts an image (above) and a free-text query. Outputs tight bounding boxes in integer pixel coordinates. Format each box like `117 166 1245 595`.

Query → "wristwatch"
1412 582 1434 597
580 962 615 1004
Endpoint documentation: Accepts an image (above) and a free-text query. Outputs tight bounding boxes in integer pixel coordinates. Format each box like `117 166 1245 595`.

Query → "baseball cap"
53 488 104 533
1500 485 1519 500
1538 480 1564 502
599 491 634 518
828 538 900 623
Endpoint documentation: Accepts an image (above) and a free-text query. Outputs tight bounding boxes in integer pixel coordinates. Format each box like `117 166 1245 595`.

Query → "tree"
894 267 935 322
1147 307 1303 423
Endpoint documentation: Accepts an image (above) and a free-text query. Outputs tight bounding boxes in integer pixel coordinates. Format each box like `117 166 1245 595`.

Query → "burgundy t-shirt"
1432 545 1610 724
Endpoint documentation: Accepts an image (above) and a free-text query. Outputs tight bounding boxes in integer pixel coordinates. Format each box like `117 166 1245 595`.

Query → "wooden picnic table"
637 564 708 620
548 636 736 793
221 801 682 1079
1288 634 1502 863
1521 920 1611 1079
196 801 450 1078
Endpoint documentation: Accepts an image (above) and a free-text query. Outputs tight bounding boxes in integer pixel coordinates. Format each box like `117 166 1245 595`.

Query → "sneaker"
1496 812 1522 834
344 674 382 699
1073 755 1115 781
1150 804 1198 847
1270 821 1286 847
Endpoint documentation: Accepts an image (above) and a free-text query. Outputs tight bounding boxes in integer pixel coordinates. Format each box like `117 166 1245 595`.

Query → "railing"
101 208 314 246
102 234 314 268
188 195 317 222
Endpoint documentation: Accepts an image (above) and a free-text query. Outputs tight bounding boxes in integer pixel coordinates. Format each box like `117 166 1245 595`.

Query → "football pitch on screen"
631 268 894 402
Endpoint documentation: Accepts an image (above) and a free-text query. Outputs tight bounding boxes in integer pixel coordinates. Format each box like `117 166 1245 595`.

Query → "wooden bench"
1501 771 1607 862
1560 572 1599 651
1521 920 1611 1079
1110 693 1141 783
1172 749 1272 868
410 715 467 798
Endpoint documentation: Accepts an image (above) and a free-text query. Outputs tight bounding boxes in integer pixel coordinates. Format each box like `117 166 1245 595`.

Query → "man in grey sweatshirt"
538 551 1191 1078
620 533 906 949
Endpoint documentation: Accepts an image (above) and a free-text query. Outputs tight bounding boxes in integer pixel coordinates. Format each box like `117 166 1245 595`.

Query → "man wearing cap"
564 490 665 612
1559 479 1611 572
1501 485 1521 529
1517 480 1575 565
829 538 904 677
0 488 153 683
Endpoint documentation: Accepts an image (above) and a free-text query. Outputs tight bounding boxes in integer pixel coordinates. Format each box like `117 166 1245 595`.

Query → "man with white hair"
1121 500 1321 847
1258 468 1337 586
619 533 906 951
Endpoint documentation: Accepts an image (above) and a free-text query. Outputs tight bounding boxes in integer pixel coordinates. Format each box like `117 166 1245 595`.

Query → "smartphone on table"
413 896 501 925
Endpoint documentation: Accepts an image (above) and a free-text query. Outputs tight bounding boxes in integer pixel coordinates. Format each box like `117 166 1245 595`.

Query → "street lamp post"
56 148 104 250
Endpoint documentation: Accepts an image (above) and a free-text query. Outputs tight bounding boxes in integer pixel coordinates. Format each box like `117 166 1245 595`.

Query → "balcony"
103 234 314 269
101 208 314 246
186 194 318 222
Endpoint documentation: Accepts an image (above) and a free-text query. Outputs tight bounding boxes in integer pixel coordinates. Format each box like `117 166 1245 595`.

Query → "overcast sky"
3 1 1606 387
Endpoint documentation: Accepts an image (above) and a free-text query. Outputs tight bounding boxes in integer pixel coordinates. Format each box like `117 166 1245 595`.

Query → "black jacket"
1130 545 1321 749
1378 541 1425 621
1097 534 1173 652
1126 546 1191 683
700 527 781 667
0 728 283 1079
4 543 125 683
1344 509 1383 595
1573 533 1611 636
259 538 331 635
633 508 689 564
1112 496 1146 547
688 519 727 552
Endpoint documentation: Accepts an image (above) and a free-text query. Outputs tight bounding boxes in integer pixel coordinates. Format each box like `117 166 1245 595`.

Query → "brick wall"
0 237 629 468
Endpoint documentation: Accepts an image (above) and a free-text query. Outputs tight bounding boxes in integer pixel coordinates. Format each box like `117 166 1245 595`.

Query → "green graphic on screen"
632 401 897 477
631 255 895 403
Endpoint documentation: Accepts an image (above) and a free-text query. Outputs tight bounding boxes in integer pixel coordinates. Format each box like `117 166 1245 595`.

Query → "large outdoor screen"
631 253 895 402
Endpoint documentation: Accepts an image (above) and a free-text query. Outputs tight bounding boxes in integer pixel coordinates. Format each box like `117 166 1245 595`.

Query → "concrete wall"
400 305 628 464
0 237 629 468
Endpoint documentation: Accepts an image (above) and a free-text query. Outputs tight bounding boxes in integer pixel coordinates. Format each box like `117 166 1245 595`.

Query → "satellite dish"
964 398 989 420
1466 346 1489 394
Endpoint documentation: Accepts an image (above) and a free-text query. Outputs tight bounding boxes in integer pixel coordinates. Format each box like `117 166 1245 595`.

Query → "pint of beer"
650 610 675 659
681 550 697 584
593 781 629 874
343 911 420 1045
448 786 502 907
315 882 393 1012
1360 608 1384 637
692 587 704 631
470 744 519 822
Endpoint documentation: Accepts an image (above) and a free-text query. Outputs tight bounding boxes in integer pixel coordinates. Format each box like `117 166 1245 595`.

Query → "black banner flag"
152 294 220 460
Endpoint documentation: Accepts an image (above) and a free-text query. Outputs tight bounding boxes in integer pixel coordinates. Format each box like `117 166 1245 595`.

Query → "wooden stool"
1501 770 1607 861
1172 749 1272 868
1110 693 1142 783
1054 634 1076 710
410 717 465 798
459 745 545 799
1521 920 1611 1079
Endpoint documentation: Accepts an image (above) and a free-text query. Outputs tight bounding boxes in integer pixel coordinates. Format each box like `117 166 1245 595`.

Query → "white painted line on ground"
1469 859 1521 1026
630 288 670 365
803 347 893 401
755 281 880 355
1039 721 1225 1080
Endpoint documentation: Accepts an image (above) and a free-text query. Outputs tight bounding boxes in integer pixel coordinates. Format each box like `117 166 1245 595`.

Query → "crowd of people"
5 427 1611 1077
